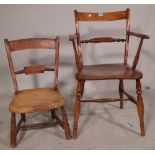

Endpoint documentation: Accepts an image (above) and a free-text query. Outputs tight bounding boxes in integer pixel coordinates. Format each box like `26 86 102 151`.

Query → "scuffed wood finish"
76 10 127 21
5 37 71 148
70 8 150 138
7 38 56 52
80 37 126 43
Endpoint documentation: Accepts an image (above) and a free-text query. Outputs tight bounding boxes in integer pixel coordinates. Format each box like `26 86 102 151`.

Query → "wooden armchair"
4 37 71 148
69 9 149 138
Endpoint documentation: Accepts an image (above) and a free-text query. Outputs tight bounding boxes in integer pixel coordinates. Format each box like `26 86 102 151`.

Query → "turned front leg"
136 79 145 136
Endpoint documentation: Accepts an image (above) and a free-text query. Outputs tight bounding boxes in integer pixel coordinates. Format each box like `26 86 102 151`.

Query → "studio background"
0 4 155 149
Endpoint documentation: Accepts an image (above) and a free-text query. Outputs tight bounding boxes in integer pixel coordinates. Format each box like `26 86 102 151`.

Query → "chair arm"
127 31 149 39
69 34 79 41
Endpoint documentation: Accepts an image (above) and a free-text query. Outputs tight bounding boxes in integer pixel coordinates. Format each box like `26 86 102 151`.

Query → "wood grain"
8 38 56 52
5 37 71 148
70 8 149 139
76 10 127 21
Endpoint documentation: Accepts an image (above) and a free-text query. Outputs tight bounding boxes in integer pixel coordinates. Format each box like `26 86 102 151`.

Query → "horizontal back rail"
7 38 56 52
4 37 59 92
15 64 55 75
76 10 127 21
80 37 126 43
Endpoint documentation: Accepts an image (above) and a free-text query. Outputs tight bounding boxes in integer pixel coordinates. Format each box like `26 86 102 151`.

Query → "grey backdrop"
0 5 154 100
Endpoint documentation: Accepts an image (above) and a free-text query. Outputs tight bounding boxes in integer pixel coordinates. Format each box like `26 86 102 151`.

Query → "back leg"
21 113 26 122
80 80 85 97
119 80 124 109
51 109 56 119
10 113 17 148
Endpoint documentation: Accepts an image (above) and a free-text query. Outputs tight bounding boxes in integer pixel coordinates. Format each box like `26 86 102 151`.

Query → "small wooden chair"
69 9 149 138
4 37 71 148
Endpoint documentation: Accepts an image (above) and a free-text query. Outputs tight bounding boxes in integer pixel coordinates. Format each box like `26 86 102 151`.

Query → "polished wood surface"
5 37 71 148
70 8 149 139
76 63 143 80
75 10 127 21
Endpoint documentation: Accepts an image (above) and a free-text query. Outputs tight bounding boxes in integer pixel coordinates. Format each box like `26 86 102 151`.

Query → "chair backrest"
4 37 60 93
74 8 130 65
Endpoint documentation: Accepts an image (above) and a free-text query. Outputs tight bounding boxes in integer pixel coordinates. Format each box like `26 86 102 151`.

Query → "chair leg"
80 80 85 97
136 79 145 136
10 113 17 148
21 113 26 122
51 109 56 119
119 80 124 109
73 81 82 139
60 106 71 140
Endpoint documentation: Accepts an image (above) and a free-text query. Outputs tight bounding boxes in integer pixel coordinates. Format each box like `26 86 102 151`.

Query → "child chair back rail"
7 38 56 52
14 64 55 75
4 37 60 93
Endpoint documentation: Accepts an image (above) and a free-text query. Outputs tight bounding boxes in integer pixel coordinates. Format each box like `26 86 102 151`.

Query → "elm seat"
76 63 143 80
9 88 65 113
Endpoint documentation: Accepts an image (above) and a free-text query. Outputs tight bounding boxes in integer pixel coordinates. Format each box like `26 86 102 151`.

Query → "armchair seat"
76 63 143 80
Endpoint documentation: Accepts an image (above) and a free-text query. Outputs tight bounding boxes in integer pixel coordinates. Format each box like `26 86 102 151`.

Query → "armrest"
69 34 79 41
127 31 149 39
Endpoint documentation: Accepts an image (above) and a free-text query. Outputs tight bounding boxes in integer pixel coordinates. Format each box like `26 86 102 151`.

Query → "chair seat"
76 63 143 80
9 88 65 113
